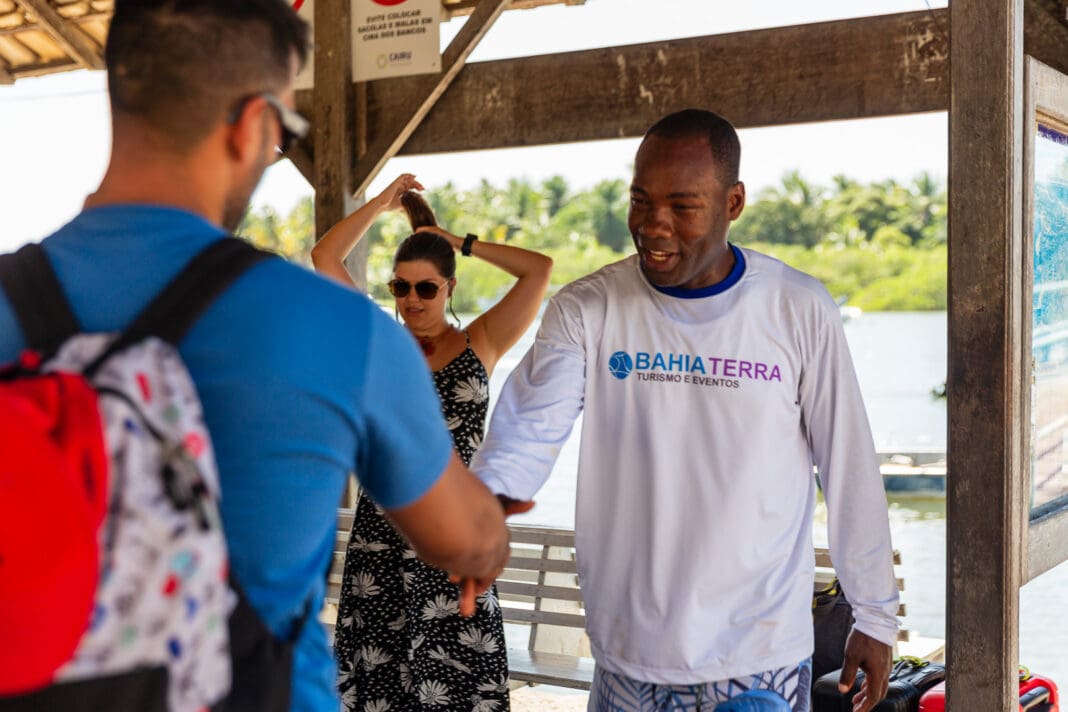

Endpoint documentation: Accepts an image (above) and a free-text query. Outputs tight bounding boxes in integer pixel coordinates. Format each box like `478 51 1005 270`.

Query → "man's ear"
226 96 269 164
727 181 746 221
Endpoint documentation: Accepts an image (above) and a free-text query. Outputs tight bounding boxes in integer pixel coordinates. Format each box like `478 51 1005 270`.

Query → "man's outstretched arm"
386 451 510 585
472 294 587 500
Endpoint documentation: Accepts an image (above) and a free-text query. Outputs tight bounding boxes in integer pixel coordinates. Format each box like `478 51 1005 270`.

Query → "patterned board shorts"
588 658 812 712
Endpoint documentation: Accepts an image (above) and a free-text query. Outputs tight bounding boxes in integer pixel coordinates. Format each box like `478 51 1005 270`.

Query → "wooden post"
312 0 366 508
312 0 365 288
946 0 1025 708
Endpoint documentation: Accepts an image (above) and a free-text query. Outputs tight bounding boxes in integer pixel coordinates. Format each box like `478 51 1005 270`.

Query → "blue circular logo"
608 351 633 380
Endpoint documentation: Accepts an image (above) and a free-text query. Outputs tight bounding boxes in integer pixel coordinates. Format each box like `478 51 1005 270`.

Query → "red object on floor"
919 669 1059 712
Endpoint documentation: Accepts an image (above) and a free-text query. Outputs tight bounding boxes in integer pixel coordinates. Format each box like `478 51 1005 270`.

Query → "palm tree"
586 178 630 252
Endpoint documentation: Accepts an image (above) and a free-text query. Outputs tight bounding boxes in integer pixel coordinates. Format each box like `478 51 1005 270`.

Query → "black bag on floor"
812 656 945 712
812 578 854 678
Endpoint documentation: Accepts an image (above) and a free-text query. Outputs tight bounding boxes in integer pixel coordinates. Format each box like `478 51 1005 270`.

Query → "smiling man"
473 109 899 712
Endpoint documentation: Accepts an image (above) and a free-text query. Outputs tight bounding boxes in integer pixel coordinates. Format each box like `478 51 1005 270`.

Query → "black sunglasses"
228 92 310 155
388 278 449 299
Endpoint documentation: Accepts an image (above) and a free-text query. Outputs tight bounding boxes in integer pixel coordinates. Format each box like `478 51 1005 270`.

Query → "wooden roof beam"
7 60 81 81
339 9 950 156
1025 0 1068 76
293 6 1061 156
13 0 104 71
0 10 110 37
286 141 315 186
350 0 512 198
442 0 583 19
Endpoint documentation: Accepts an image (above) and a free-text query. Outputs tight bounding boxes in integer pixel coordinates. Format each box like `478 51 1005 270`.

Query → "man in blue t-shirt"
0 2 510 710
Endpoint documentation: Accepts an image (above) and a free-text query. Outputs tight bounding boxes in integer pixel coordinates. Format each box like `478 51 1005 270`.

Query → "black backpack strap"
0 243 81 357
85 238 271 377
124 237 271 345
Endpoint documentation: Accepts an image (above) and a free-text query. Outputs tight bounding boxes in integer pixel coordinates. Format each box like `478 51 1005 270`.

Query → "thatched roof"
0 0 585 84
0 1 110 82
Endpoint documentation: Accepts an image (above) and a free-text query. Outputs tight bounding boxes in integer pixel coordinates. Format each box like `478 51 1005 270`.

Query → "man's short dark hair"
106 0 310 148
643 109 742 184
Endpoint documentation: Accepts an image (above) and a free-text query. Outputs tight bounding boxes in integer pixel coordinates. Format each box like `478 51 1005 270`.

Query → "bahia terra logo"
608 351 634 380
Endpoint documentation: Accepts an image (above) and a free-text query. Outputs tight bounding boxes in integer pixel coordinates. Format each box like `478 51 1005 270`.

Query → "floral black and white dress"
335 334 510 712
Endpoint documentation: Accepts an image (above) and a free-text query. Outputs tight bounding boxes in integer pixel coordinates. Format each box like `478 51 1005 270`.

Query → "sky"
0 0 948 252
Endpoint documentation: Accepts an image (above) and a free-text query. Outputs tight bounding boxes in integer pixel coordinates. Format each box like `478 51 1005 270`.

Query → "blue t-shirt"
0 205 454 711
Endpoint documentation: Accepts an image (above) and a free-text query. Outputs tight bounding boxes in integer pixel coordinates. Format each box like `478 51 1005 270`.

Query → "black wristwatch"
462 233 478 256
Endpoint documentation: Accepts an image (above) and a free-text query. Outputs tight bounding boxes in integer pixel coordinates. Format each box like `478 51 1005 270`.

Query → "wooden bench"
323 510 933 692
498 525 596 689
497 526 917 691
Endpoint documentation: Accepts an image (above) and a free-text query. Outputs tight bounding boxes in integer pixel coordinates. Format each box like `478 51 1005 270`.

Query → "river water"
483 311 1068 684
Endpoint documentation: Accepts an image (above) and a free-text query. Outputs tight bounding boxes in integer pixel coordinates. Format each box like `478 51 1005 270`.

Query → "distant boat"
878 451 946 496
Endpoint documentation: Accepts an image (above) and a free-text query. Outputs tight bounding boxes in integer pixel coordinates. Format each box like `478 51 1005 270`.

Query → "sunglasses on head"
228 91 310 155
388 278 449 299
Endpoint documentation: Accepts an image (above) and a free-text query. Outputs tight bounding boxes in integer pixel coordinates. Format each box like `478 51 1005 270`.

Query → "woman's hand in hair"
375 173 424 212
312 173 423 288
414 225 462 250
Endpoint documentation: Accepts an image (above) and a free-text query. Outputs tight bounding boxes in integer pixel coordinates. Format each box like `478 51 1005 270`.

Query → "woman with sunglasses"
312 173 552 712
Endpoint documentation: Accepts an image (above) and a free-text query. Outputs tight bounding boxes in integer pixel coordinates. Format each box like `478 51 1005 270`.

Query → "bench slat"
496 580 585 602
814 547 902 566
508 526 577 548
508 648 595 691
338 518 901 565
815 569 904 592
506 555 579 574
327 587 906 619
502 606 586 628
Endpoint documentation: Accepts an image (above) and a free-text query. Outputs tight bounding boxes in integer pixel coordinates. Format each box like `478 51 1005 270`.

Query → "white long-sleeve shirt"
472 248 899 684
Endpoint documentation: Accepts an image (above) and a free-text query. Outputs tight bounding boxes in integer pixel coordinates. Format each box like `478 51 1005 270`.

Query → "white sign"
352 0 440 81
293 0 314 90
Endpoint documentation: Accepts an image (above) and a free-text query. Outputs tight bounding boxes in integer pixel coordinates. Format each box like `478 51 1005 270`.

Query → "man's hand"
838 629 893 712
388 453 509 616
453 496 536 616
497 494 535 517
450 576 490 617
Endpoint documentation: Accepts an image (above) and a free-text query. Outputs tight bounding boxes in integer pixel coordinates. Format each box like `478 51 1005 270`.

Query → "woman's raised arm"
416 225 553 374
311 173 423 288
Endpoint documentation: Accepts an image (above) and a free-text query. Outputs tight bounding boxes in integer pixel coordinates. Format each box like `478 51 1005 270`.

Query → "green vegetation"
240 170 948 312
